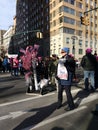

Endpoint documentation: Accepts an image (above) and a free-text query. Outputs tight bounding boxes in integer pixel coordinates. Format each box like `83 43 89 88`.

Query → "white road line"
29 106 87 130
0 89 81 107
79 94 98 105
0 92 55 107
0 111 27 121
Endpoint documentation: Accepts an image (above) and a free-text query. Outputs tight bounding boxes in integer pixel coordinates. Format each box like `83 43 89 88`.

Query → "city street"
0 70 98 130
0 1 98 130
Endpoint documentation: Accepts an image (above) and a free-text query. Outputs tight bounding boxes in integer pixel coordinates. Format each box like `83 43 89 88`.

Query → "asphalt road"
0 70 98 130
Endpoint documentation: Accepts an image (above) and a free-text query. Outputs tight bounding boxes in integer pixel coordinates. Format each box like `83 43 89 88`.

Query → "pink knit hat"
86 48 92 53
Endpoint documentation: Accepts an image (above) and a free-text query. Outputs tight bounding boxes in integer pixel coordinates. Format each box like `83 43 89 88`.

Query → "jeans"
13 67 18 76
84 70 95 89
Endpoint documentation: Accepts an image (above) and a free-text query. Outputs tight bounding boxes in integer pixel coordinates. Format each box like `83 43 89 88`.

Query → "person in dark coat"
56 47 75 111
81 48 97 92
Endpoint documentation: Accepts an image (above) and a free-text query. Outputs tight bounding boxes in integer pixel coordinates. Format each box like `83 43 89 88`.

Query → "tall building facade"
13 0 98 59
14 0 50 56
50 0 98 60
3 25 15 55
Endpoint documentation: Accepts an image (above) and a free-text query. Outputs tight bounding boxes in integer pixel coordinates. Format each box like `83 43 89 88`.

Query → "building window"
85 41 88 47
46 25 49 30
64 0 75 5
53 1 56 7
64 17 75 25
50 4 52 9
79 12 82 17
46 8 49 13
66 37 70 44
46 0 49 3
78 31 82 36
53 20 56 26
47 16 49 21
64 27 75 34
79 49 83 54
53 11 56 17
59 0 63 2
59 6 63 13
59 27 63 33
79 40 82 46
59 17 63 23
50 14 52 21
64 0 68 2
78 2 82 9
90 41 93 48
64 6 75 15
70 0 75 5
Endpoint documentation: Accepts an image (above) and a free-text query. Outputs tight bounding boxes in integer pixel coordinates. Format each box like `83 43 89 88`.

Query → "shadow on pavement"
0 85 14 93
73 89 91 107
87 104 98 130
51 126 64 130
62 89 91 108
13 102 57 130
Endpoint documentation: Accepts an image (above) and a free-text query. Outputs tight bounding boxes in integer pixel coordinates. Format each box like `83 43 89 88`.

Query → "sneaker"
84 88 89 91
65 107 75 111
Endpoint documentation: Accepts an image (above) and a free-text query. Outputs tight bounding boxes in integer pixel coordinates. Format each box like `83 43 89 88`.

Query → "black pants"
58 84 75 109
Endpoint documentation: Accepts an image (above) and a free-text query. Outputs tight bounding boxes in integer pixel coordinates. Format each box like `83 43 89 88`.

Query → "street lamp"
71 36 78 57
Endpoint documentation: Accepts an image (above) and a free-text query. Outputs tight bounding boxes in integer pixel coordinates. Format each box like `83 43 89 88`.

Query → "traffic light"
36 32 43 38
85 17 90 26
80 16 86 25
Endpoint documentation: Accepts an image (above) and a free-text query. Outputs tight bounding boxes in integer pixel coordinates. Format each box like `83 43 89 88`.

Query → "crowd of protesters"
0 56 24 76
0 47 98 92
0 46 98 111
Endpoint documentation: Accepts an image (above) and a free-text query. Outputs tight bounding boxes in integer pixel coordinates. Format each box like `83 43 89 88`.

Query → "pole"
32 59 39 91
0 29 41 41
84 7 98 14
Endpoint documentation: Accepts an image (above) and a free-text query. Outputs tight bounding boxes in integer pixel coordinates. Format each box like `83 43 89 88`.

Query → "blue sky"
0 0 16 30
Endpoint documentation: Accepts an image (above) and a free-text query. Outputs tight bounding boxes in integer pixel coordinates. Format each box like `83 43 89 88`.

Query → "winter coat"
56 55 75 86
81 54 97 71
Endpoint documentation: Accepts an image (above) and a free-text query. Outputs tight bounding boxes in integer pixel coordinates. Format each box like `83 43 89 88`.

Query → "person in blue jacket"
56 47 75 111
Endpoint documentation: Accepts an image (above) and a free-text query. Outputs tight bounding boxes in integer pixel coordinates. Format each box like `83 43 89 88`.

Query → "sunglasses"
61 51 66 53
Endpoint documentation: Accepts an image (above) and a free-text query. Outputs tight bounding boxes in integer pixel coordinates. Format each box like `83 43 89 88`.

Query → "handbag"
57 63 68 80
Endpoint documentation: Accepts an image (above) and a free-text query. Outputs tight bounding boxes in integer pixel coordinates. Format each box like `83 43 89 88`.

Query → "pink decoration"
20 44 39 81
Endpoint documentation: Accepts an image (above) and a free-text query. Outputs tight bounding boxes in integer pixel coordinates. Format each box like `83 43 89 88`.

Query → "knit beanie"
86 48 92 54
61 47 69 54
